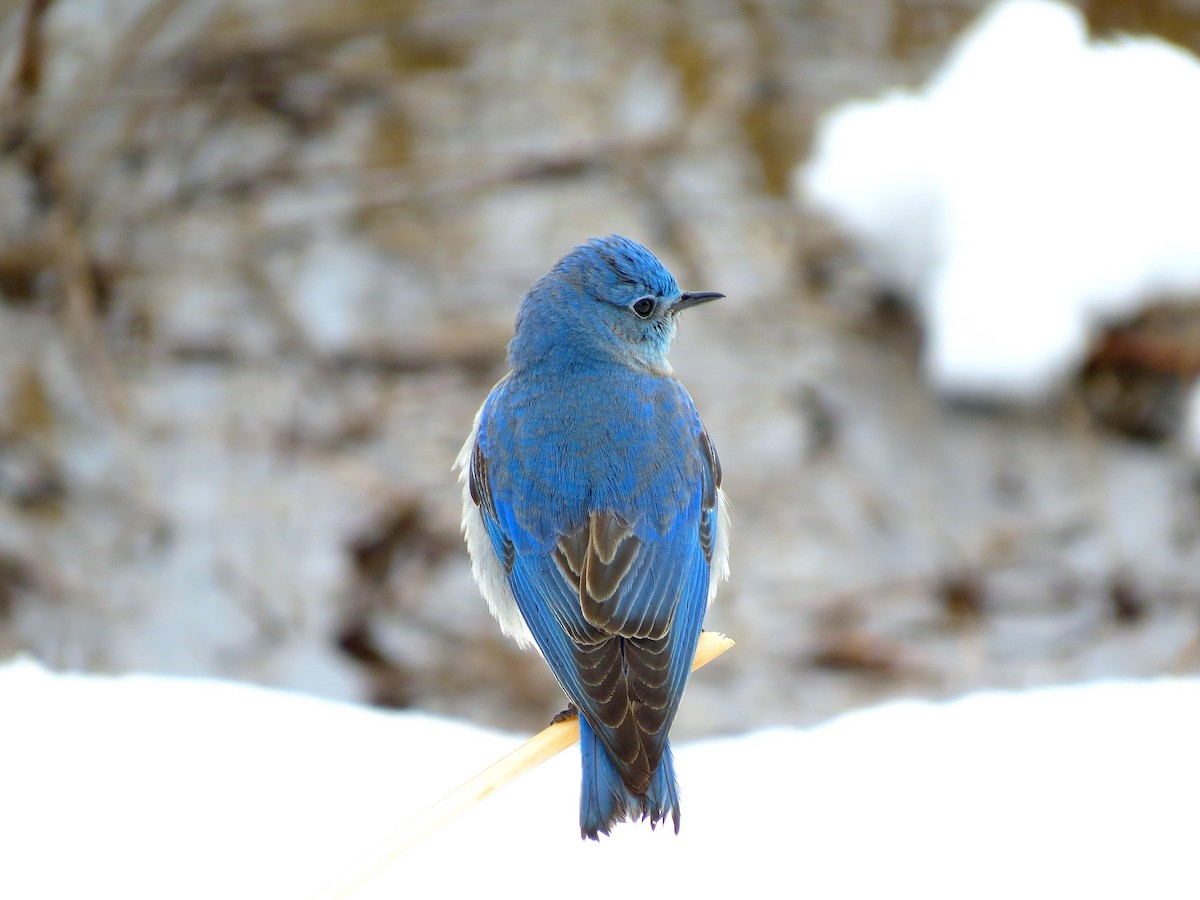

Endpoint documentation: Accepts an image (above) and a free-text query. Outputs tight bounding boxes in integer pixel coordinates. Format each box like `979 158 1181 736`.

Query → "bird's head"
509 235 724 372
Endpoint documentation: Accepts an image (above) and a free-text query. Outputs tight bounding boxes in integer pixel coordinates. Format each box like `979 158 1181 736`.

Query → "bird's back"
478 362 706 552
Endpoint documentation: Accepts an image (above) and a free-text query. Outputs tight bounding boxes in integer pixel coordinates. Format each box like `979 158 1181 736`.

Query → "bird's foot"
551 703 578 724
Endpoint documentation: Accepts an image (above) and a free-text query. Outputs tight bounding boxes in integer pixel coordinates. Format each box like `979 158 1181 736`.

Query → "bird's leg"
551 702 578 724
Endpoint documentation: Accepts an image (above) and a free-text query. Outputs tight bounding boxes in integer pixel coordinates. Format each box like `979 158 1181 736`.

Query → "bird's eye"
632 297 656 318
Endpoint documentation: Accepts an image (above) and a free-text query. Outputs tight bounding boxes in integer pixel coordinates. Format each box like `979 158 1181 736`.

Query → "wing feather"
466 410 726 798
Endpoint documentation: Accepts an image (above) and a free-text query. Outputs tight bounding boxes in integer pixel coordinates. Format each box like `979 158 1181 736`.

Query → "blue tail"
578 714 681 840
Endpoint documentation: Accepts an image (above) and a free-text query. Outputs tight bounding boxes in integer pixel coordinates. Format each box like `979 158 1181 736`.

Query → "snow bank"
1 658 1197 898
800 0 1200 402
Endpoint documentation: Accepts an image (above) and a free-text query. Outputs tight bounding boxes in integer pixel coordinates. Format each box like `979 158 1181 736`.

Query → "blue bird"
457 235 730 839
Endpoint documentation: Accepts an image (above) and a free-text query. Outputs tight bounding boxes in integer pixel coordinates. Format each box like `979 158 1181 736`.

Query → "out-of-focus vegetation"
1 0 1198 734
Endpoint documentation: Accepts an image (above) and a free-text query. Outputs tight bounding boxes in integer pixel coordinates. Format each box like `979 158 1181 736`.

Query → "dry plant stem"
4 0 131 424
326 631 736 900
46 156 131 423
9 0 53 102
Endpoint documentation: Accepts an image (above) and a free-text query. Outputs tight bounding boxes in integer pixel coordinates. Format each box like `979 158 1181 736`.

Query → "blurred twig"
42 154 131 422
3 0 131 422
1092 330 1200 375
7 0 52 102
323 631 735 899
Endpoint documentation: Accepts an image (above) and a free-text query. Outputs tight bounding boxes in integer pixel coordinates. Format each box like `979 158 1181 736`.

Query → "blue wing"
468 405 721 795
463 408 715 796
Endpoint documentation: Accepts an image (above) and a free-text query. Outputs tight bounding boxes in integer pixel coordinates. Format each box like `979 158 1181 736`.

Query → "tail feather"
579 714 680 840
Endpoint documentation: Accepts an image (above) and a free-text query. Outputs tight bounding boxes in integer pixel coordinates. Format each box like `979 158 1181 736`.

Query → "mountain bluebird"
457 235 730 839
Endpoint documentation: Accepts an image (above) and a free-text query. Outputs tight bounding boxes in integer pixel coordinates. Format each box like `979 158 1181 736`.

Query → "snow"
2 658 1197 898
799 0 1200 402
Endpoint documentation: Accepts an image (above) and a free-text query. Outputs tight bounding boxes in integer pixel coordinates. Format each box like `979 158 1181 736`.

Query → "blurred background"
1 0 1198 739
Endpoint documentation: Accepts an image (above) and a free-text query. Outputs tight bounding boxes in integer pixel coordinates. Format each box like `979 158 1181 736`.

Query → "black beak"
671 291 725 313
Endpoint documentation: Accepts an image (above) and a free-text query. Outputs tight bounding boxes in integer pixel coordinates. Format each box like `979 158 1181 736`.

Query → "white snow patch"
1 657 1197 898
800 0 1200 402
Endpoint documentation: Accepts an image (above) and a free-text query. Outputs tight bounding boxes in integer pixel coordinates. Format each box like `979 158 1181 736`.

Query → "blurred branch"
43 154 131 422
3 0 130 422
326 327 509 378
0 0 52 147
8 0 52 102
164 323 509 380
1092 330 1200 375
